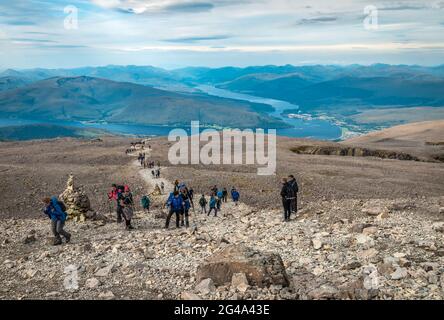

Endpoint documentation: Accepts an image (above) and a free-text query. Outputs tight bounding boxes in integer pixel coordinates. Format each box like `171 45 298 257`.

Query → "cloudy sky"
0 0 443 69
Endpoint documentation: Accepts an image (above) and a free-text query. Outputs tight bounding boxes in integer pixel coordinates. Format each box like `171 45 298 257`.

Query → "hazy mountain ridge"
1 64 443 135
0 76 286 129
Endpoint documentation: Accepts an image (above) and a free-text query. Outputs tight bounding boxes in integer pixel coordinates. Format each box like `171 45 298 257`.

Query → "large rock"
59 174 92 222
195 278 216 295
196 245 289 287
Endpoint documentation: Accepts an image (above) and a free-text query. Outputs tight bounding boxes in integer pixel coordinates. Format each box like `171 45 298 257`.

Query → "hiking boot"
53 238 62 246
65 233 71 243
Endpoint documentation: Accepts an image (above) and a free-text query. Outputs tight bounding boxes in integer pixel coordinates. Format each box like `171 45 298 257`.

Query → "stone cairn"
59 174 92 222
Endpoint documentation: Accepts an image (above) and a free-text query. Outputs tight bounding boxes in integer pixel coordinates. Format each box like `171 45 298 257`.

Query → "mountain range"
0 75 283 129
0 63 443 137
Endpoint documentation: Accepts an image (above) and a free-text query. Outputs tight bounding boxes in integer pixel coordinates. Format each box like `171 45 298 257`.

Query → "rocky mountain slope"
343 120 444 162
0 128 443 300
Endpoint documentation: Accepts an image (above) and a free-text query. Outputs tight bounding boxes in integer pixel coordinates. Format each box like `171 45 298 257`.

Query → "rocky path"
0 147 443 300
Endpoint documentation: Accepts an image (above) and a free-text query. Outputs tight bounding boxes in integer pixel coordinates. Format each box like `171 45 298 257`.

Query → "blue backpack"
170 197 183 211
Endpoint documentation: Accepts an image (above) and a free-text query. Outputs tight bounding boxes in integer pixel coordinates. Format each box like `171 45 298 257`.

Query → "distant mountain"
0 76 32 91
215 66 444 110
0 76 286 129
0 65 188 91
0 124 107 141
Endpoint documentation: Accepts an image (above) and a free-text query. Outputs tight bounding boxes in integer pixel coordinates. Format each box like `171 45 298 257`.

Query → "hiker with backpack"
42 197 71 246
120 185 134 230
180 187 192 228
174 180 180 193
141 194 151 213
288 175 299 214
199 194 207 214
222 188 228 203
280 178 295 222
208 193 218 217
108 184 124 223
165 191 185 229
231 187 240 205
216 189 223 210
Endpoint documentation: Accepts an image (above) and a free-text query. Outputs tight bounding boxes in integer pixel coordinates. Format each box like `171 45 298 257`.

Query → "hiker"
120 185 134 230
151 169 155 178
42 197 71 245
216 189 223 210
280 178 294 222
208 193 218 217
222 188 228 203
108 184 124 223
288 175 299 214
156 168 161 179
211 185 218 194
160 182 165 194
141 194 151 212
165 191 184 229
188 187 194 202
199 194 207 214
180 187 192 228
231 187 240 205
174 180 180 193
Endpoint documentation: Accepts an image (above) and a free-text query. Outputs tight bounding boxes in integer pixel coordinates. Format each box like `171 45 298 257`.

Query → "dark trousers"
291 195 298 213
51 219 70 240
116 205 123 222
200 205 207 214
282 199 292 221
165 209 181 228
181 209 190 227
216 200 221 210
208 207 217 217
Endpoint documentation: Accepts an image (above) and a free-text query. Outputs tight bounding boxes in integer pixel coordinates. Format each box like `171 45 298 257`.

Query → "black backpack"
58 201 67 212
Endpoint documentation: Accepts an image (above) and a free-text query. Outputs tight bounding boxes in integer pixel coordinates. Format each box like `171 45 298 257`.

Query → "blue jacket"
231 190 240 201
217 191 223 199
209 197 217 208
170 196 184 211
44 197 67 222
166 192 174 207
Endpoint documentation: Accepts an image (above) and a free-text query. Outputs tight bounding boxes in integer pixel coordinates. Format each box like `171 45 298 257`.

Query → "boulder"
391 267 408 280
85 278 100 289
196 245 289 287
98 291 115 300
95 264 114 277
308 284 339 300
195 278 216 295
231 273 250 292
312 238 323 250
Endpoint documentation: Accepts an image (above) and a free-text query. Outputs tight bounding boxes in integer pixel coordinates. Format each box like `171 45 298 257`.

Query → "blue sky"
0 0 444 69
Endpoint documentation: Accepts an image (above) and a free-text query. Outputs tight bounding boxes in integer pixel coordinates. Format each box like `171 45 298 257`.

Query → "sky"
0 0 444 69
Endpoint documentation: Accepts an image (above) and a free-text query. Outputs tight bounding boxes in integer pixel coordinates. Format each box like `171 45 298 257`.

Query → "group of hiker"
107 184 135 230
41 143 299 245
164 181 241 229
